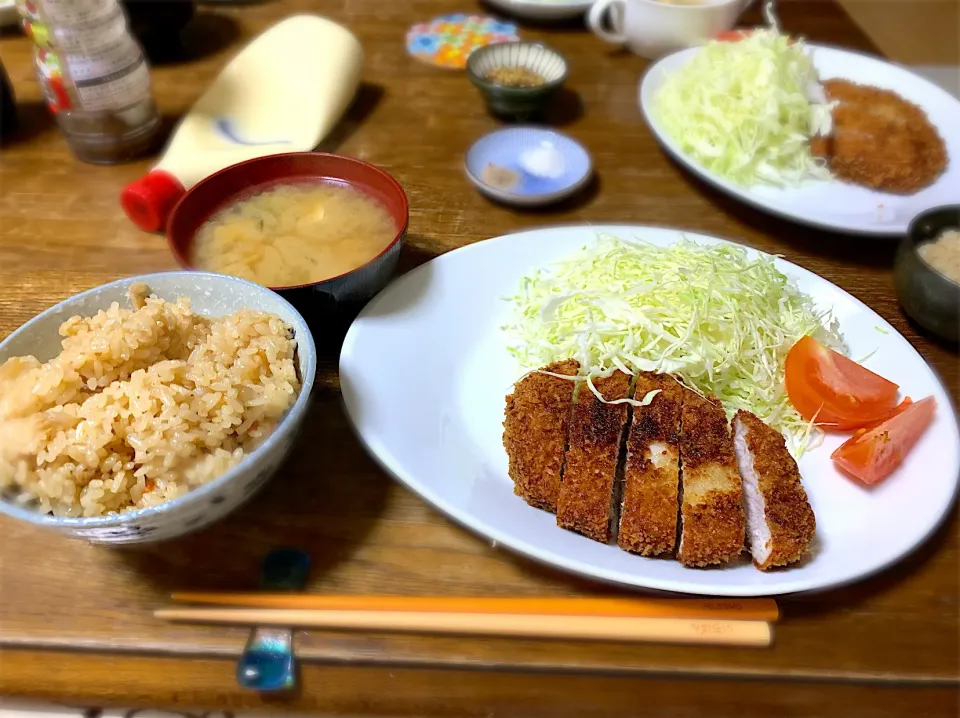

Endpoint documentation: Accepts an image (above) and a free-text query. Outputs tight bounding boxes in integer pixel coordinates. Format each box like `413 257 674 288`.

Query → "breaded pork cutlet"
618 372 683 556
677 390 745 567
813 80 947 194
733 410 816 570
503 360 579 511
557 370 632 542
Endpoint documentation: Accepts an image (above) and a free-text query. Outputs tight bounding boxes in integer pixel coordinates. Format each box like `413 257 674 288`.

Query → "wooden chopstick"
169 594 779 622
155 608 772 647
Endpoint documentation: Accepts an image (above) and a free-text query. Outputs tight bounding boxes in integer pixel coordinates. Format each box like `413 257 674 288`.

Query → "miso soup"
191 182 397 287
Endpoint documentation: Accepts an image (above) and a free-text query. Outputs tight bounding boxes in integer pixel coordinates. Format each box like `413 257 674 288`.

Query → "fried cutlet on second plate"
503 359 579 512
557 369 632 542
816 80 947 194
618 372 683 556
677 390 745 568
733 410 816 570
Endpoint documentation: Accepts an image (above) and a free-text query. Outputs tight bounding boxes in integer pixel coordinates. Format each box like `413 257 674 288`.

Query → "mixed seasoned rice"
0 286 300 517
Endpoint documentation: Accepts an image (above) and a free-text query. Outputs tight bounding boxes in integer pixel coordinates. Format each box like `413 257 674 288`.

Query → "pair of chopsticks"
156 594 777 647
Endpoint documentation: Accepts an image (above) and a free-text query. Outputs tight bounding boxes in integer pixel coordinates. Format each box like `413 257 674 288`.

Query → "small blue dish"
465 127 592 207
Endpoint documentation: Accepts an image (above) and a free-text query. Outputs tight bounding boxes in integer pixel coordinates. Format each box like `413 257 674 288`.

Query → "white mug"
588 0 753 59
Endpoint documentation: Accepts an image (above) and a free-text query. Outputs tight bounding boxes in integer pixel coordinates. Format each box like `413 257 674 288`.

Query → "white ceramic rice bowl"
0 272 317 545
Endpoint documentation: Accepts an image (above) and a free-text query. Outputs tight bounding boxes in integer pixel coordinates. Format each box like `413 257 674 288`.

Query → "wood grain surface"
0 0 957 714
2 649 959 717
837 0 960 65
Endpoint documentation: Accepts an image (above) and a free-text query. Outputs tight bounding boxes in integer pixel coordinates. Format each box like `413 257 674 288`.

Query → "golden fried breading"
557 370 632 542
677 390 745 568
618 373 683 556
502 360 579 511
818 80 947 194
733 410 816 571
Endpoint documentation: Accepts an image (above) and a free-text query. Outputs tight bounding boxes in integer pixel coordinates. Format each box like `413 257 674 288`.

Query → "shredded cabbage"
653 29 834 187
502 234 847 454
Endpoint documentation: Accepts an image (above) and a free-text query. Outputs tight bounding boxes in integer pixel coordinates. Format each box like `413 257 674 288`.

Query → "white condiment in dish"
520 142 566 179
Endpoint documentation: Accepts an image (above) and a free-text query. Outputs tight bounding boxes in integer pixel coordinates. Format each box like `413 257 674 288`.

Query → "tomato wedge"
715 30 753 42
784 336 900 430
831 396 937 485
859 397 914 429
714 29 795 43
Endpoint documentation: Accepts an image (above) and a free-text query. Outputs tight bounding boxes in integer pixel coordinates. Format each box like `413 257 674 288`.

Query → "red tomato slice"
831 396 937 485
714 29 795 43
859 397 914 429
715 30 753 42
784 336 900 430
839 397 914 446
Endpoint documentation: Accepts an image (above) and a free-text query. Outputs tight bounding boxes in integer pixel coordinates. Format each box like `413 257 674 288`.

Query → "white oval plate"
639 45 960 237
340 225 960 596
484 0 594 21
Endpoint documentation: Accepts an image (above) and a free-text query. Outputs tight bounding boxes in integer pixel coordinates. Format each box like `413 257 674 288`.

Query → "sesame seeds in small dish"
467 42 568 120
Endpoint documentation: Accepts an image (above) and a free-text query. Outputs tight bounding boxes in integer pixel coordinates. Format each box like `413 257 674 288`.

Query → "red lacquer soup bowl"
166 152 409 328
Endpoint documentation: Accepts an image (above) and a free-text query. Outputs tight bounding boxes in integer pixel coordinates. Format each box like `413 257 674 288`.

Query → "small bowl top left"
166 151 409 291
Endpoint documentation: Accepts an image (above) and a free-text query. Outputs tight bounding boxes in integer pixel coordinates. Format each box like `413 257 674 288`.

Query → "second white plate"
639 45 960 236
340 225 960 596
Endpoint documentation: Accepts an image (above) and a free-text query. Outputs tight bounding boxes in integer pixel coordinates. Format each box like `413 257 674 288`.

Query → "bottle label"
64 35 151 112
35 47 71 112
18 0 152 113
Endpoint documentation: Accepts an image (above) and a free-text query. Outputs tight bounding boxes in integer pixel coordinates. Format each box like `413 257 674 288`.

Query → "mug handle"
588 0 628 45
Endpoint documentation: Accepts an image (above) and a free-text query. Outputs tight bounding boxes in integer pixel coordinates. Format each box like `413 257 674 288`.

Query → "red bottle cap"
120 170 186 232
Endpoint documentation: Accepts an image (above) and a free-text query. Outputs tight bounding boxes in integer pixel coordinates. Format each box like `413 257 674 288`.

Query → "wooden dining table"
0 1 957 715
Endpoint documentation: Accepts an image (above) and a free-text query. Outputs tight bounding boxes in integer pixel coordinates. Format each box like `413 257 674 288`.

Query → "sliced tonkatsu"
502 362 816 573
557 370 633 542
618 372 683 556
732 410 816 570
676 390 745 568
502 359 579 511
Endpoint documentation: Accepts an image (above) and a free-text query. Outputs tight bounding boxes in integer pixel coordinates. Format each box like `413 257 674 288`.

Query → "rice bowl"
0 272 317 544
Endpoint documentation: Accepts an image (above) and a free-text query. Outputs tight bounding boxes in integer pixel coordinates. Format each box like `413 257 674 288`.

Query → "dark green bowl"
895 205 960 343
466 42 568 121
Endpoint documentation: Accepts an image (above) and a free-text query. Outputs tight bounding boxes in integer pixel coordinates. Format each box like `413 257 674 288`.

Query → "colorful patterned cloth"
406 13 519 70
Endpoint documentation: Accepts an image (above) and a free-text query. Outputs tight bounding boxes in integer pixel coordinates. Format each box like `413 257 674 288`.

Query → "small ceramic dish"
0 272 318 545
483 0 595 22
167 152 409 323
465 126 592 207
895 205 960 343
466 42 568 120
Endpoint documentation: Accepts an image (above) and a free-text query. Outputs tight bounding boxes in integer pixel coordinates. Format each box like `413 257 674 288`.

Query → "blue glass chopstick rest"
236 548 311 691
237 629 296 691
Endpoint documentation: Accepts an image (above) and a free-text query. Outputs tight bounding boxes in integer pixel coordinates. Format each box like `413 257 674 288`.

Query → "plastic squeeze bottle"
120 14 364 232
17 0 162 164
